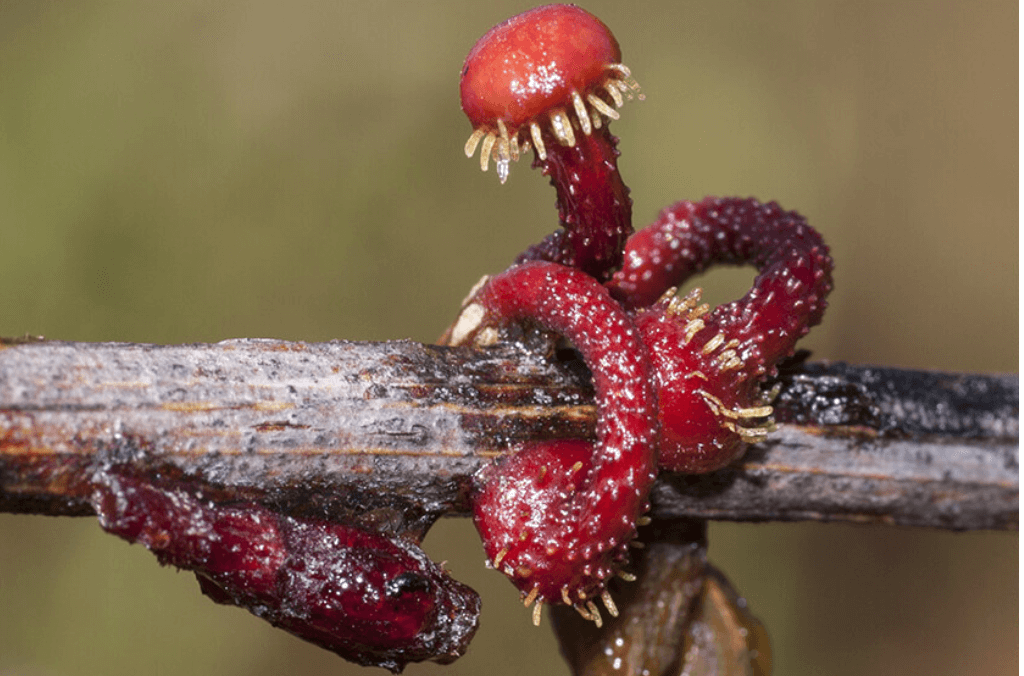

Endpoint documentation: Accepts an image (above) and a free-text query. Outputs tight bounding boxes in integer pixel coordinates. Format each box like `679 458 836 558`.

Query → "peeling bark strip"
0 338 1017 531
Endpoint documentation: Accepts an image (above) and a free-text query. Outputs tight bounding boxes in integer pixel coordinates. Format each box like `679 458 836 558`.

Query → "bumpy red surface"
461 4 633 280
615 197 834 471
460 4 620 132
91 473 479 673
515 126 633 281
467 198 833 594
457 5 833 620
467 261 659 605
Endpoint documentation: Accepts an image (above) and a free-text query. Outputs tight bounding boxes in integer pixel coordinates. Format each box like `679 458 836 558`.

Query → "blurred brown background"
0 1 1016 675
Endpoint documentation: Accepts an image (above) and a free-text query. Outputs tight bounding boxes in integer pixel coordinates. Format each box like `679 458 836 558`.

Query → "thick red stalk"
515 126 633 281
611 197 833 378
91 472 479 672
460 261 659 612
453 2 833 621
610 197 834 472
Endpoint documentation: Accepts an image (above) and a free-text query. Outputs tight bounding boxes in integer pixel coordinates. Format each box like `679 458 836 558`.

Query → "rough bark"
0 338 1017 533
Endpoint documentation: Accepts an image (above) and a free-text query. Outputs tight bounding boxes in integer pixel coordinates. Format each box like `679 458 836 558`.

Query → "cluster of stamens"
495 509 653 629
663 287 712 343
698 390 776 443
463 65 642 183
662 286 775 442
512 569 629 628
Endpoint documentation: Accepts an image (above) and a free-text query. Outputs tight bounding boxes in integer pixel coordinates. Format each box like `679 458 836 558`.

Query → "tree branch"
0 338 1016 532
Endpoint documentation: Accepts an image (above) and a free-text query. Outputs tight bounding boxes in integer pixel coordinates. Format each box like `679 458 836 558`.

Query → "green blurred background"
0 1 1016 674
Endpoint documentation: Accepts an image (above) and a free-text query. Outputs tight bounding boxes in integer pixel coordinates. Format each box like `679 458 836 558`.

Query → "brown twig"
0 338 1017 532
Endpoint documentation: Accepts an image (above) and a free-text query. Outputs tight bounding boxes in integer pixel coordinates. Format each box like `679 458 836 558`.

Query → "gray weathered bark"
0 338 1017 533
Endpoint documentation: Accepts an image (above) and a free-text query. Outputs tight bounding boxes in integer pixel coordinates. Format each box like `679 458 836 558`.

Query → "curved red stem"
612 197 832 374
515 127 633 281
465 261 658 607
609 197 834 471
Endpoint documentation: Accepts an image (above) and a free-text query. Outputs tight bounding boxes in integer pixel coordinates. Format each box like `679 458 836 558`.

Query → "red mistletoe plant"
441 4 832 644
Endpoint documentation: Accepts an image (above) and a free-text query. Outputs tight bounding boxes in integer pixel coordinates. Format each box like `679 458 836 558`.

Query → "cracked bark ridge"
1 339 1017 530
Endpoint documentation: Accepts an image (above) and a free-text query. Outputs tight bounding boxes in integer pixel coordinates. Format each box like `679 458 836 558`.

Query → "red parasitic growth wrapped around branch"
446 4 834 626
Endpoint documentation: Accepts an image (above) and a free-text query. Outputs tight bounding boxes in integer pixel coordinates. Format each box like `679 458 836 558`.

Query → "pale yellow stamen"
479 132 496 172
601 590 619 617
696 389 775 443
698 389 773 420
475 326 499 347
464 128 486 158
605 81 624 107
683 319 705 343
493 547 509 568
529 121 547 160
702 332 726 355
532 601 544 626
737 405 774 418
716 349 738 365
587 93 620 120
550 109 576 146
571 91 592 135
608 65 644 100
663 290 699 316
721 356 744 371
696 389 725 412
723 420 772 443
659 286 682 307
494 121 512 182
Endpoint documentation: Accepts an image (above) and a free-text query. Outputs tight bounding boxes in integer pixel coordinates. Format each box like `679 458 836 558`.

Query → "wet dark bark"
1 338 1017 532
